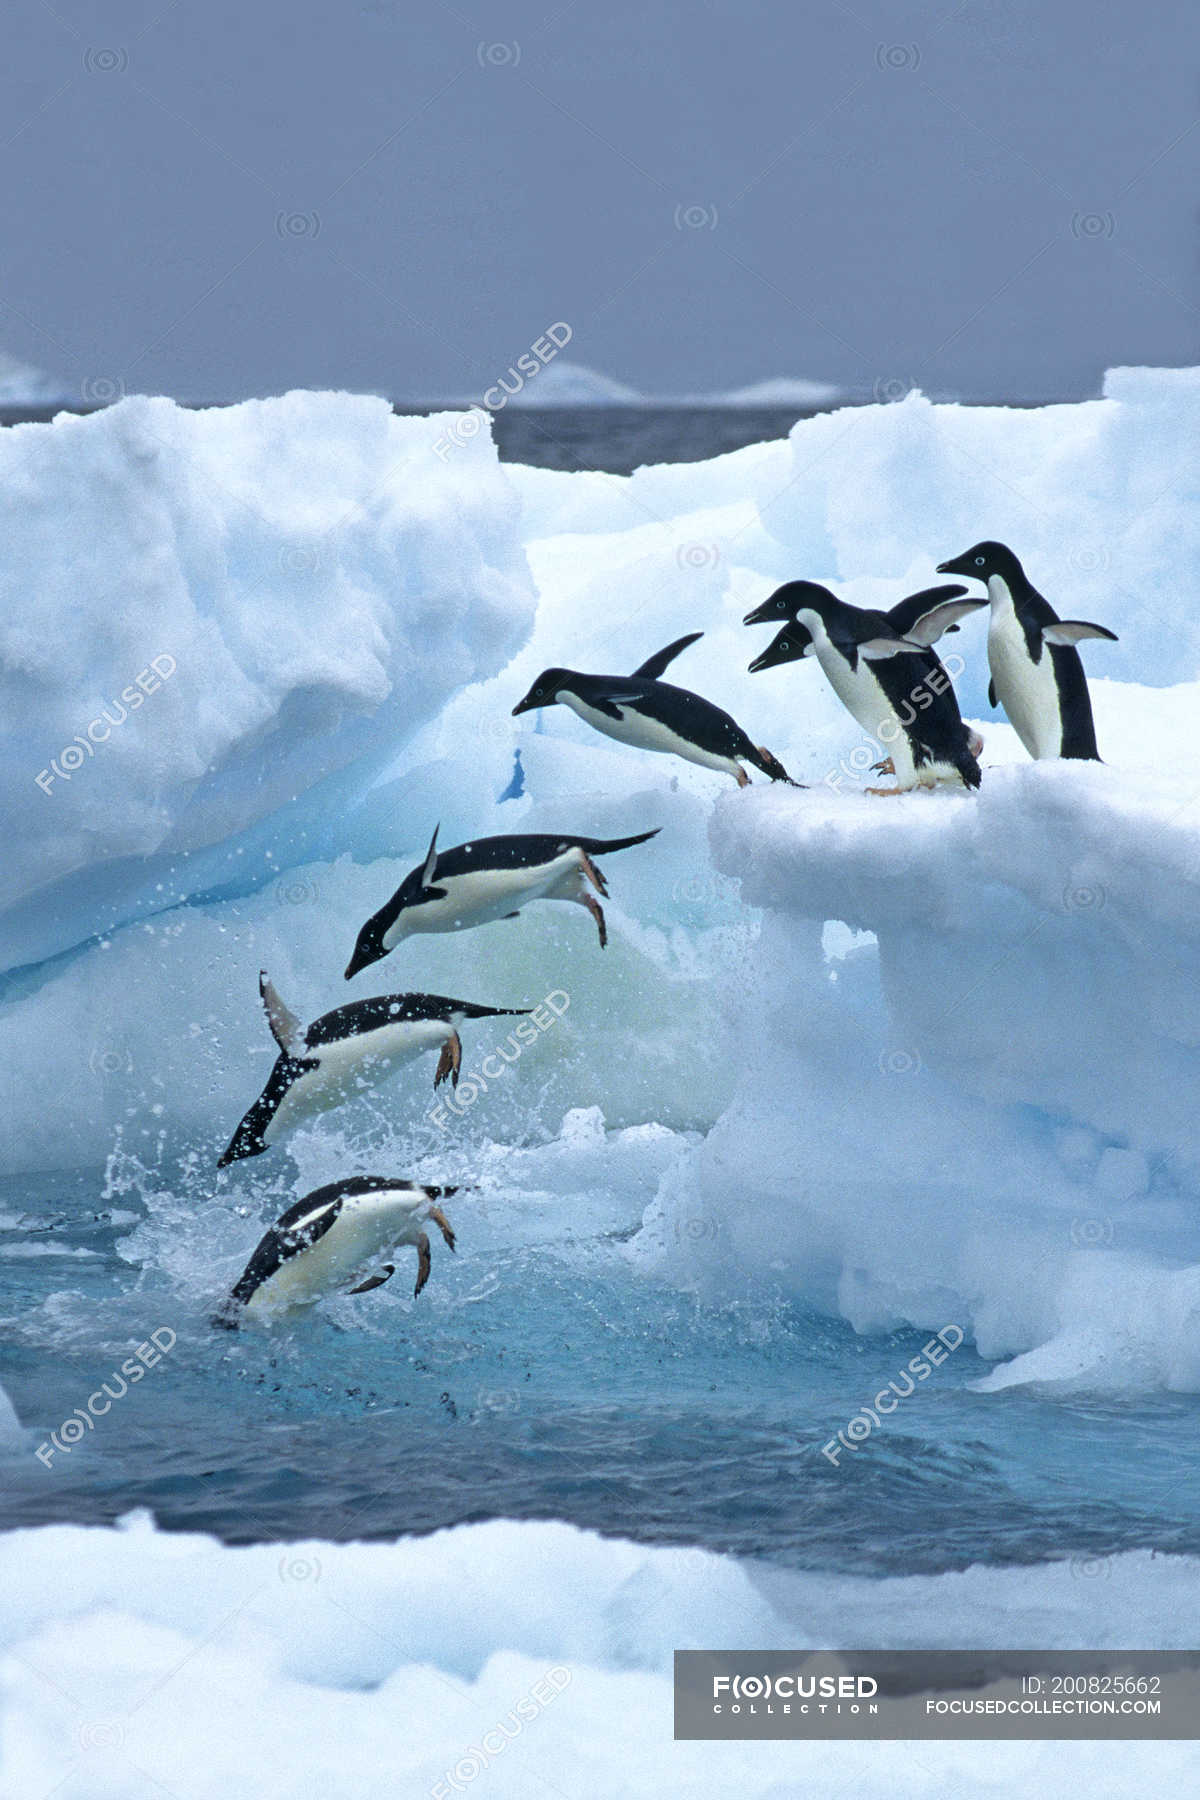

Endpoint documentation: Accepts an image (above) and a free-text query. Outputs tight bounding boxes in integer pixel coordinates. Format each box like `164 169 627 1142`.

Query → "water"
3 398 1192 1582
2 1160 1197 1571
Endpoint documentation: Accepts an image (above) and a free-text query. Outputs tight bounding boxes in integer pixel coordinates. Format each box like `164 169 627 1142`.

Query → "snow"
1 390 535 965
1 1511 1195 1799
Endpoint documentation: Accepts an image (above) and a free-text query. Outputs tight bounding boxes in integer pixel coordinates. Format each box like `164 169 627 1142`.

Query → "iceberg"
0 1512 1195 1799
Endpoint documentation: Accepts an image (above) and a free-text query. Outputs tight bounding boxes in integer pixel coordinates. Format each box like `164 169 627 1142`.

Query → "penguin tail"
752 745 803 787
577 827 661 857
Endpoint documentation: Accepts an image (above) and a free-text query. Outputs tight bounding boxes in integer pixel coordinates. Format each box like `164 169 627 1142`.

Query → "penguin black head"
937 540 1023 583
743 580 835 627
512 670 572 715
344 915 388 981
748 622 814 673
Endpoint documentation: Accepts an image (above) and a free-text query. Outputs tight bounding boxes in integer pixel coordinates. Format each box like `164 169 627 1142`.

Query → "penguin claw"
434 1030 462 1089
581 892 607 947
864 785 905 798
579 848 608 897
427 1204 456 1251
871 757 895 776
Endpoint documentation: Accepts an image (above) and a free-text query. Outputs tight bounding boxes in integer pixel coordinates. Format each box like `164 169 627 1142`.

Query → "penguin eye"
780 639 790 651
974 555 985 566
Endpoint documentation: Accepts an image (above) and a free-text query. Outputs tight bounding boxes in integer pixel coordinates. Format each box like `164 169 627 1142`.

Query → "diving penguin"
213 1176 458 1326
744 581 982 792
345 825 660 976
937 540 1117 760
217 973 530 1167
512 632 797 787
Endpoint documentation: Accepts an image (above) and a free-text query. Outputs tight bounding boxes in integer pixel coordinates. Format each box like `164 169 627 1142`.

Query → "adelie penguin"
213 1176 458 1326
937 540 1117 761
511 632 797 787
744 581 983 793
345 824 661 975
217 973 529 1167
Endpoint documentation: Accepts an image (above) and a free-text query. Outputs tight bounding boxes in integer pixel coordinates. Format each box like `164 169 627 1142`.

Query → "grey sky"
3 0 1197 402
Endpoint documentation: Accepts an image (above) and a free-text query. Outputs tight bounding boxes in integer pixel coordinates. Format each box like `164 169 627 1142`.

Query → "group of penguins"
215 537 1116 1328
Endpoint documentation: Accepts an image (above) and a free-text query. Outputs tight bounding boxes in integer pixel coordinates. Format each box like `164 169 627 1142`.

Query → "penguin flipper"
860 636 924 660
1042 621 1119 646
259 972 304 1054
902 598 987 647
988 677 998 709
631 632 704 679
584 687 645 719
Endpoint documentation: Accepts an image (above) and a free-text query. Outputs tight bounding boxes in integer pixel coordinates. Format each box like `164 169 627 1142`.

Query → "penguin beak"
936 556 967 577
344 945 371 980
511 691 538 716
743 598 779 626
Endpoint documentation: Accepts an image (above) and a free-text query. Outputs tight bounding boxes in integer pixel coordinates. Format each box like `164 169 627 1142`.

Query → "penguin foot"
414 1232 432 1297
733 764 751 788
434 1030 463 1089
756 746 802 786
864 785 905 798
579 848 608 897
428 1204 456 1251
349 1263 395 1295
581 892 608 947
870 758 895 776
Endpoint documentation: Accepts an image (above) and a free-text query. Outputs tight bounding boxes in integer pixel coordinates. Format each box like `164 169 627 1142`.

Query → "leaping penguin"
512 632 797 787
217 974 530 1167
744 581 982 793
213 1176 458 1325
345 825 660 976
937 540 1117 761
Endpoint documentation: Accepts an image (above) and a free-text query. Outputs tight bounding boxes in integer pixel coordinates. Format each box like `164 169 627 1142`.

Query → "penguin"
217 973 530 1167
511 631 797 787
213 1176 458 1326
744 579 986 646
345 825 661 976
937 541 1117 761
744 581 982 793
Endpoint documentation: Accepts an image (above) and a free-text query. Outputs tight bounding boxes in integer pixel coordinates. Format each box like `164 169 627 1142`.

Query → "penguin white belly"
987 599 1062 759
560 694 741 776
385 854 583 940
264 1020 448 1143
813 645 920 785
244 1193 422 1315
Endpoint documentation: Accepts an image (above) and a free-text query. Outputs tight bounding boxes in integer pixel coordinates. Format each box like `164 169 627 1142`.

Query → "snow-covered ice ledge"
637 721 1200 1394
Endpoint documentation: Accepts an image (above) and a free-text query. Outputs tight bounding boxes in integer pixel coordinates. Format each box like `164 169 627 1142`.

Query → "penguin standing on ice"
744 580 983 793
937 541 1117 761
745 579 985 649
214 1176 458 1326
217 974 529 1167
345 824 660 974
512 632 797 787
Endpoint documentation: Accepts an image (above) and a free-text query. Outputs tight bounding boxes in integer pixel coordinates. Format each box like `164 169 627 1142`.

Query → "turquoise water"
2 1162 1196 1570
